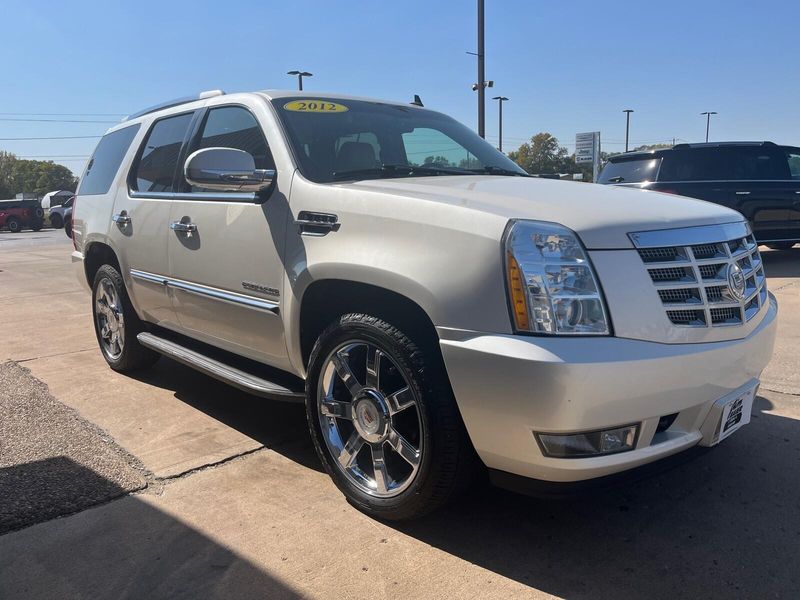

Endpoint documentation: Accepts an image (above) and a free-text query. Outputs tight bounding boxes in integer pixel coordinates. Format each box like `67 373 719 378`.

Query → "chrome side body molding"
130 269 279 313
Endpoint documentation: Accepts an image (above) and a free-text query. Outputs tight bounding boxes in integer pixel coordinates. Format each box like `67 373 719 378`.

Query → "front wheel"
50 213 63 229
306 313 476 521
92 264 159 372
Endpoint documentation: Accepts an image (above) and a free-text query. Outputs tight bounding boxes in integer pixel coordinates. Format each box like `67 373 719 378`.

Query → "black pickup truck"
598 142 800 250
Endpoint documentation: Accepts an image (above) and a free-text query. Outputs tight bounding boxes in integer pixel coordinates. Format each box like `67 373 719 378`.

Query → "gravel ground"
0 361 147 534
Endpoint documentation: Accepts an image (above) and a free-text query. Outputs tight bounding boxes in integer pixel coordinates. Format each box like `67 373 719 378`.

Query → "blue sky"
4 0 799 175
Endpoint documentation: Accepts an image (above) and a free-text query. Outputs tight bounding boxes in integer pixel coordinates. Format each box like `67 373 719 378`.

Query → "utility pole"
287 70 313 91
493 96 508 151
477 0 485 138
701 111 717 142
623 109 634 152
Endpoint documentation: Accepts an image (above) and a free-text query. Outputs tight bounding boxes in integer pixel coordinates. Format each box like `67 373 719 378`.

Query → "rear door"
166 99 292 368
726 146 794 243
653 148 733 206
110 111 197 328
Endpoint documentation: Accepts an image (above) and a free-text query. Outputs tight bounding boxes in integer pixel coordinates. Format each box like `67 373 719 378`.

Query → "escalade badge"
727 263 746 301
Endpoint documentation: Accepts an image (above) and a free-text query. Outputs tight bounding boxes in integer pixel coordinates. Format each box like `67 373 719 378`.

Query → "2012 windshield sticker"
284 100 348 113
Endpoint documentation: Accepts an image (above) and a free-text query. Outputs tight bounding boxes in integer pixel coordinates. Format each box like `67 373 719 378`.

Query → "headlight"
504 220 610 335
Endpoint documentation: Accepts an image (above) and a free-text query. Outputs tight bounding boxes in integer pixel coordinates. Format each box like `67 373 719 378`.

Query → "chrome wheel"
318 341 423 498
95 277 125 360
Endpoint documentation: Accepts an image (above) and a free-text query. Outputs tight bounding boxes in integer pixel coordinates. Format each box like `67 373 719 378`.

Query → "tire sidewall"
306 317 438 517
6 218 20 233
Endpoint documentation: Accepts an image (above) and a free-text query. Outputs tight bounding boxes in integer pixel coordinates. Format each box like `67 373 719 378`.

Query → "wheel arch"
294 277 445 380
83 241 122 288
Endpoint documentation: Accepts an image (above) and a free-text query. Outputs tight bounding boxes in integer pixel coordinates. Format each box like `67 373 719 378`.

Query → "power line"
0 118 118 123
0 135 102 140
0 112 125 116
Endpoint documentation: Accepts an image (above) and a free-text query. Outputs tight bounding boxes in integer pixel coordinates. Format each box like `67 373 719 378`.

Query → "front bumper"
439 293 777 483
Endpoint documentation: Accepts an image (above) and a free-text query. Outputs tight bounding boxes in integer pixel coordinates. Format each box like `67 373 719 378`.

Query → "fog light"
536 425 639 458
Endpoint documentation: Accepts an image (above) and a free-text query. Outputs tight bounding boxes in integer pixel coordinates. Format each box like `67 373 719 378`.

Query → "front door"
167 101 291 368
110 111 196 329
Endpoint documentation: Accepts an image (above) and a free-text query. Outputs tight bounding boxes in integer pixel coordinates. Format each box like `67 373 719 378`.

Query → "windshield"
598 156 661 184
271 97 527 183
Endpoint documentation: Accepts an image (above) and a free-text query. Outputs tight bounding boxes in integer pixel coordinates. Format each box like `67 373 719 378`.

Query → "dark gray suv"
599 142 800 250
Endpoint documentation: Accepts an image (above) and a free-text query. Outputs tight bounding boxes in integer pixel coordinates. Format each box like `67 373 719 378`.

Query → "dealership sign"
575 132 600 164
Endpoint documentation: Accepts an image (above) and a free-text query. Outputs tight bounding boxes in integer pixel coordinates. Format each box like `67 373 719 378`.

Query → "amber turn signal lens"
507 252 530 331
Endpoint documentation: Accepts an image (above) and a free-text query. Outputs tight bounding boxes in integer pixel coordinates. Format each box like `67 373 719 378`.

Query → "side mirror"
184 147 275 193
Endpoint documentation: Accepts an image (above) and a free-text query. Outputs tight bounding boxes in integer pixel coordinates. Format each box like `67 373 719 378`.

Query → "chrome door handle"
170 221 197 233
112 211 131 226
735 191 751 195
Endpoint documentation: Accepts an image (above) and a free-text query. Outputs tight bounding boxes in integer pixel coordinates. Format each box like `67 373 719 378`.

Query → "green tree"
0 152 77 198
507 133 571 175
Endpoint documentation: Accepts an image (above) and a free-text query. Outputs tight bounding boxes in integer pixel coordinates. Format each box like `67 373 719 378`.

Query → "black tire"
306 313 476 521
91 264 159 372
34 207 44 219
766 242 795 251
50 213 63 229
31 220 43 232
6 217 21 233
64 218 72 239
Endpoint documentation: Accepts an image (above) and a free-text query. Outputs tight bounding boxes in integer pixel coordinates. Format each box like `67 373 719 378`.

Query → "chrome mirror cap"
184 147 274 193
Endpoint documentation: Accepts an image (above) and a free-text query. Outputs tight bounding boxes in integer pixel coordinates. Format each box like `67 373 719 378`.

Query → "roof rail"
673 141 776 149
123 89 226 122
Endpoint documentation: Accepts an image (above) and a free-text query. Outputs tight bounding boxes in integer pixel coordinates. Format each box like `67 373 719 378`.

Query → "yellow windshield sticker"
283 100 349 113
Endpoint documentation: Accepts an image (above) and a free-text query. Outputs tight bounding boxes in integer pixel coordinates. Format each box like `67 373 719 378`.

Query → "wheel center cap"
353 391 388 443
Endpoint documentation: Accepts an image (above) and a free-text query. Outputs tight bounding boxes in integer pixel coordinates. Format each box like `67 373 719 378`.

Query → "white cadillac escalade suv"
71 90 777 520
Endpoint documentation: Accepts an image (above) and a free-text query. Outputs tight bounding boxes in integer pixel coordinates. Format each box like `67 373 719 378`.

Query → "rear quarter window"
598 157 661 184
77 124 140 196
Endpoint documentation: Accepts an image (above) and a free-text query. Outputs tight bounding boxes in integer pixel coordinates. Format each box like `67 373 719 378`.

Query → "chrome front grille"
632 227 767 328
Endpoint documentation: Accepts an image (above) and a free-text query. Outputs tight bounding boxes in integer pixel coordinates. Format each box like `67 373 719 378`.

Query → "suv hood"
347 176 743 249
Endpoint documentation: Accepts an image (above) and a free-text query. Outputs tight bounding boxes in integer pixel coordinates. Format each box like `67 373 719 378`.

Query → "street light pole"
287 70 313 91
477 0 485 138
623 109 634 152
701 111 717 142
493 96 508 152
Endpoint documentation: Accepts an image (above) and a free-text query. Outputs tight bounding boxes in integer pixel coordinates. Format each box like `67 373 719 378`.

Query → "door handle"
295 211 340 236
112 211 131 226
170 220 197 234
734 191 751 195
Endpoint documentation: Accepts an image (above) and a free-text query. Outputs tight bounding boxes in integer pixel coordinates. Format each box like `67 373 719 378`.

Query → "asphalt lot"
0 228 799 599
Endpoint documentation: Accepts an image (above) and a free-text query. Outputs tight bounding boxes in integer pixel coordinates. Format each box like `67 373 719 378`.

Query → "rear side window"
133 113 194 192
659 149 729 181
728 148 789 180
598 157 661 184
77 124 140 196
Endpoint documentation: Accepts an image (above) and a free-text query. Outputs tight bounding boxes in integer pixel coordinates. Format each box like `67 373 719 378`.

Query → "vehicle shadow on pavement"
761 247 800 278
390 395 800 599
128 358 323 472
0 456 303 599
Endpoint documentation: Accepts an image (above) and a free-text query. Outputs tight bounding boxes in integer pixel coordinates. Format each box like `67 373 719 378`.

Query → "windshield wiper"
332 164 473 181
472 165 531 177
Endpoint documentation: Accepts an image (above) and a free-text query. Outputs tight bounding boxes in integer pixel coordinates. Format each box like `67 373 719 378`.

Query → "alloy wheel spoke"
320 397 352 420
337 430 363 469
365 346 382 389
389 428 420 468
371 443 390 494
332 350 363 397
386 386 415 415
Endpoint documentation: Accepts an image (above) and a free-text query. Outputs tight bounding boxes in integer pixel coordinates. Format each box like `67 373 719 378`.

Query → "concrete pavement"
0 229 799 599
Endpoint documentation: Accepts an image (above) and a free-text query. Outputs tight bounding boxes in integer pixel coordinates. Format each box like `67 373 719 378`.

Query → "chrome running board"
137 332 304 403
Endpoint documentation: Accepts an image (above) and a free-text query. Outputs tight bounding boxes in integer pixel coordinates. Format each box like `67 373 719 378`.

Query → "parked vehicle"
49 195 74 229
598 142 800 250
71 91 777 520
0 199 45 232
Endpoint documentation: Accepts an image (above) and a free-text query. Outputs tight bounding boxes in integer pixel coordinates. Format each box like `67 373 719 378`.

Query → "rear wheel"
50 213 63 229
306 313 476 521
92 264 158 372
766 242 795 250
6 217 21 233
